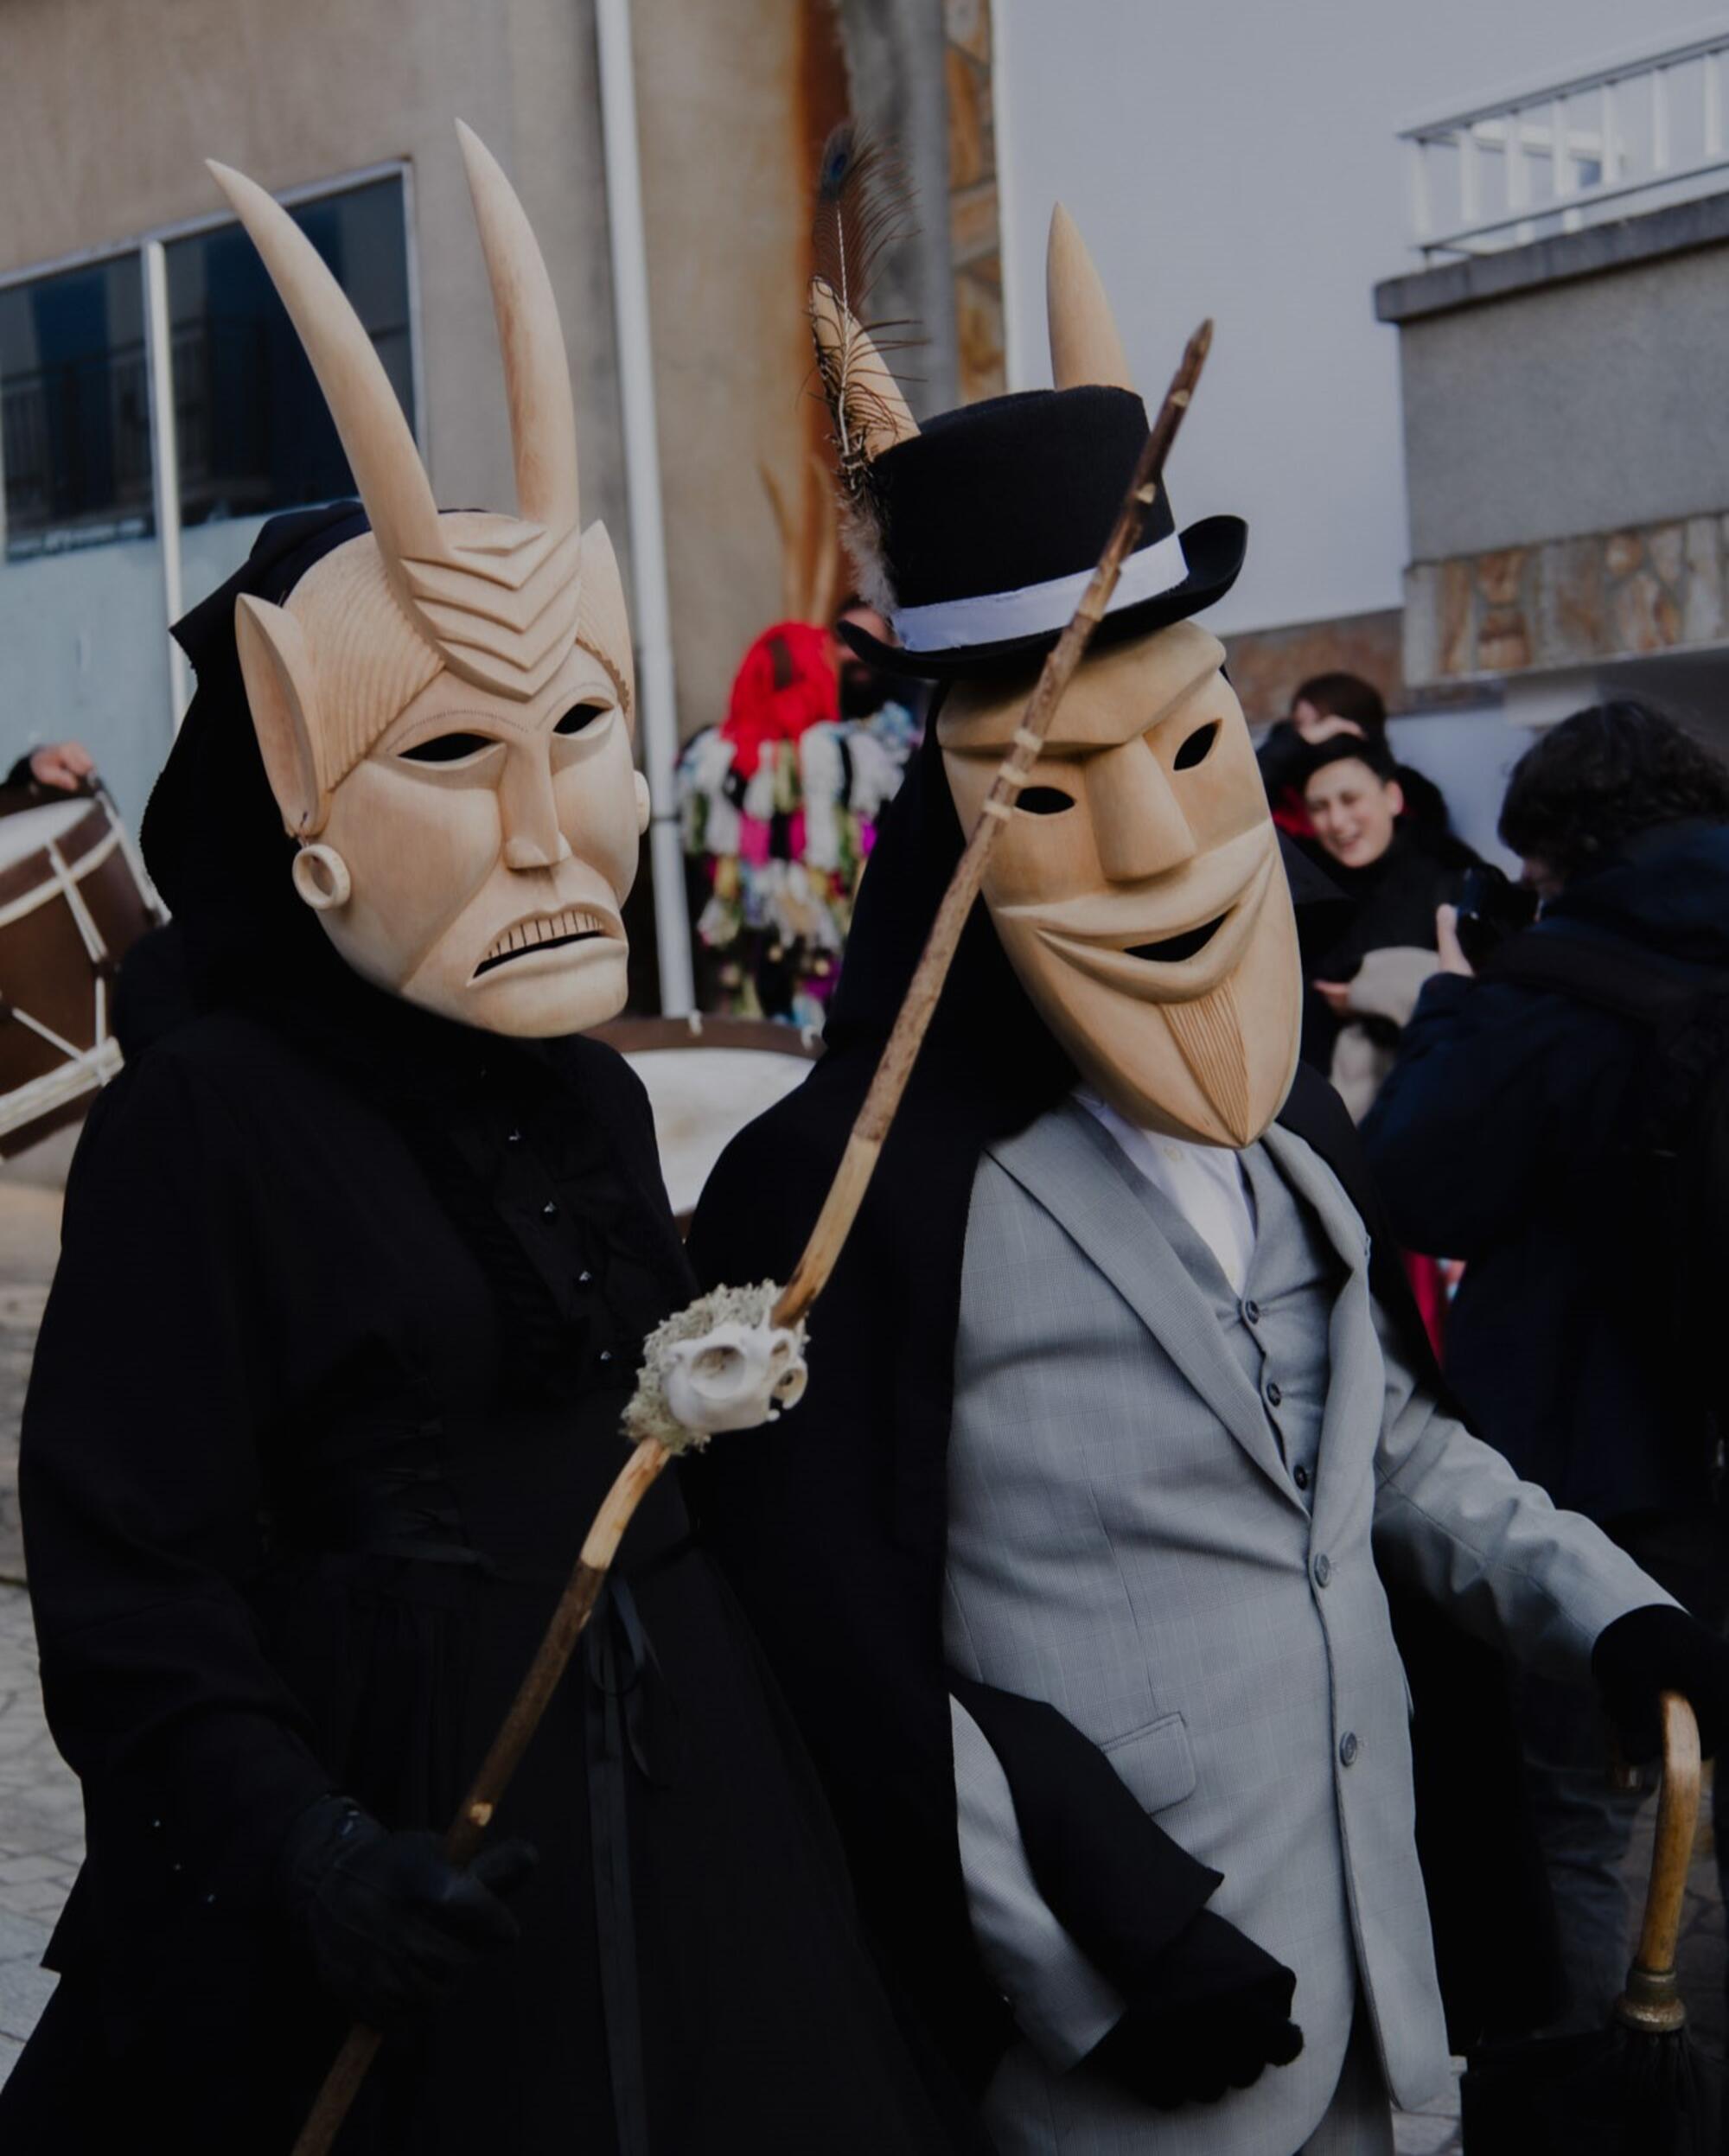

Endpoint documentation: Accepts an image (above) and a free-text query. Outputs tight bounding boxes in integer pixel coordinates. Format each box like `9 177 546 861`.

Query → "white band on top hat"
889 528 1189 654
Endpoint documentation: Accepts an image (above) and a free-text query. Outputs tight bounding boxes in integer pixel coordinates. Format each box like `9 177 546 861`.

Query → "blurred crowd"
677 601 927 1026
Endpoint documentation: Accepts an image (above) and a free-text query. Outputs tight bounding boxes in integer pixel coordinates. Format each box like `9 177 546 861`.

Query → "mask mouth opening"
1126 914 1226 965
473 904 619 978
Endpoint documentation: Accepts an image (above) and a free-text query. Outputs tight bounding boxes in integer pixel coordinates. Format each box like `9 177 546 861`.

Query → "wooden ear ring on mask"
292 843 352 912
634 771 651 834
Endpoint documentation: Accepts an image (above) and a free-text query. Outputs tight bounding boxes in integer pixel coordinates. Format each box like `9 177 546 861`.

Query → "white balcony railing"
1403 28 1729 258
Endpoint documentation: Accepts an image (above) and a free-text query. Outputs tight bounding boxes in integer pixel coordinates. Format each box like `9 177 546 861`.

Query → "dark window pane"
0 255 154 558
166 175 413 529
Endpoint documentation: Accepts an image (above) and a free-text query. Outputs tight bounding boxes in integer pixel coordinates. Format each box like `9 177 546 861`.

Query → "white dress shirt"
1074 1088 1257 1295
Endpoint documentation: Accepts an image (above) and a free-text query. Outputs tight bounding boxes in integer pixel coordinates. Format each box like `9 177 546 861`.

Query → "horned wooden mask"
212 124 644 1037
818 207 1300 1146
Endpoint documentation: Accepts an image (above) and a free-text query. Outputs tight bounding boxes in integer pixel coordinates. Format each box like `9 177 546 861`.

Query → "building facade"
0 0 999 1005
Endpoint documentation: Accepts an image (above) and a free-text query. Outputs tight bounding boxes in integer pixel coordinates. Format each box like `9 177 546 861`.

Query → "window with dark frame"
166 175 414 530
0 172 414 562
0 255 154 557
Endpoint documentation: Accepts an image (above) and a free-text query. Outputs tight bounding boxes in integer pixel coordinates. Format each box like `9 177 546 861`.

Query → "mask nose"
500 738 573 871
1085 736 1197 882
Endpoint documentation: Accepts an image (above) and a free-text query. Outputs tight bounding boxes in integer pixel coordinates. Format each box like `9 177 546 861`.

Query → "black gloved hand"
1083 1907 1304 2111
1592 1604 1729 1762
280 1795 538 2028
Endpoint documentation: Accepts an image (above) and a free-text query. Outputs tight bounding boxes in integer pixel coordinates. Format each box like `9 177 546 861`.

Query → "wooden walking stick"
1615 1689 1702 2035
291 319 1213 2155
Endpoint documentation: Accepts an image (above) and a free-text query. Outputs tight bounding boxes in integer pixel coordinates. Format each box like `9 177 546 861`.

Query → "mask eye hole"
1017 785 1075 817
555 701 612 737
1173 721 1220 771
399 731 494 765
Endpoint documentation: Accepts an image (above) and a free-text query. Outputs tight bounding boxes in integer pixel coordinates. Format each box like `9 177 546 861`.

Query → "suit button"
1312 1553 1332 1588
1293 1464 1310 1491
506 1128 522 1145
542 1200 558 1220
1266 1380 1283 1408
1242 1298 1261 1326
1339 1732 1360 1767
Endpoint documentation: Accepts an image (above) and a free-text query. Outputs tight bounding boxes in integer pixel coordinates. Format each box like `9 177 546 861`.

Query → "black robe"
687 718 1562 2108
0 507 960 2155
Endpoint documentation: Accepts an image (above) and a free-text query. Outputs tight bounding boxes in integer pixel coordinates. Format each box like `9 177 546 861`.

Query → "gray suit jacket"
942 1102 1668 2156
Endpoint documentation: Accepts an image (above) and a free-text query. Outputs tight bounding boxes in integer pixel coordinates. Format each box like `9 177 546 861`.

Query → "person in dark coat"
1362 699 1729 2030
1298 735 1477 1119
1256 670 1465 866
0 131 963 2156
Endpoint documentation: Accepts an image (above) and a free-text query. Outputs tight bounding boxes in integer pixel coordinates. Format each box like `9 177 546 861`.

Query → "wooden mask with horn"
211 123 646 1038
813 188 1299 1148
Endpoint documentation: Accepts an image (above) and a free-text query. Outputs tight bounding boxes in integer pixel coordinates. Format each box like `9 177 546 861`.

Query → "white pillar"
141 238 189 726
594 0 696 1016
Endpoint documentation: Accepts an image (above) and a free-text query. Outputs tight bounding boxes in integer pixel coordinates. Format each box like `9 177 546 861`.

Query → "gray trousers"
1515 1666 1648 2032
1299 2011 1394 2156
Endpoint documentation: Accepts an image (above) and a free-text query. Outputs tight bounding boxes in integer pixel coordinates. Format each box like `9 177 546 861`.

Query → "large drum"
594 1014 821 1225
0 791 163 1158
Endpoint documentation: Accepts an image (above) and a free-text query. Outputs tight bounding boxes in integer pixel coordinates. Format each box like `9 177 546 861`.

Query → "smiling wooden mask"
211 124 644 1037
931 217 1301 1147
940 623 1301 1146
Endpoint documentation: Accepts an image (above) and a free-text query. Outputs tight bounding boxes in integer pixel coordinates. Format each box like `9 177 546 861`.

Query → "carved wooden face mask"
811 191 1295 1145
213 125 643 1037
941 622 1302 1147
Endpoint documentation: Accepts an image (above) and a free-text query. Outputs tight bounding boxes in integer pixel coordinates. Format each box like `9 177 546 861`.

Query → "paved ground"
0 1167 1718 2147
0 1172 77 2089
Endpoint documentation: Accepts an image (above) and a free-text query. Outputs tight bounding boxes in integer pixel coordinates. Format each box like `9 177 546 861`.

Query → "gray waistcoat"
1138 1136 1342 1509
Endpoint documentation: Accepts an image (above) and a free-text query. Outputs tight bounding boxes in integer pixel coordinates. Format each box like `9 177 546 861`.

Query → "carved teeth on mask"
474 907 619 977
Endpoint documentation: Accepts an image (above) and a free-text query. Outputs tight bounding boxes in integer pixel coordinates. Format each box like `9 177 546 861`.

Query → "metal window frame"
0 159 424 726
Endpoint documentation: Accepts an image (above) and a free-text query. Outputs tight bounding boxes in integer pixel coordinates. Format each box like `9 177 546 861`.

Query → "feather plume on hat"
807 124 921 616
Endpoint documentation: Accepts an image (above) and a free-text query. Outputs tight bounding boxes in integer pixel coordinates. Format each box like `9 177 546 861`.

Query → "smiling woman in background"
1298 735 1477 1121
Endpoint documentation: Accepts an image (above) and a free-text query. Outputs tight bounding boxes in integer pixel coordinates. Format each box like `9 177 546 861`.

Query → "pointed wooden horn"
455 120 579 534
1046 202 1135 392
207 161 444 570
808 277 920 462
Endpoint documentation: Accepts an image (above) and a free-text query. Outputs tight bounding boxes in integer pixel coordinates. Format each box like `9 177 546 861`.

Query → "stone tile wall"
1406 515 1729 689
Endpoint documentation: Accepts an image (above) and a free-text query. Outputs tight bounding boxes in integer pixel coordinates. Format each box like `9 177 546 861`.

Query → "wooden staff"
292 319 1212 2155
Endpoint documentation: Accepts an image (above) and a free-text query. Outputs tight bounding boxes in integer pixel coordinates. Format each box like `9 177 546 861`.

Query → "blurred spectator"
1299 734 1476 1119
1362 699 1729 2032
1259 669 1465 864
678 605 919 1025
834 596 929 727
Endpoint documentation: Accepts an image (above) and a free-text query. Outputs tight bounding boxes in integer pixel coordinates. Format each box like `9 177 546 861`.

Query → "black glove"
1592 1604 1729 1763
1083 1907 1304 2111
280 1795 538 2028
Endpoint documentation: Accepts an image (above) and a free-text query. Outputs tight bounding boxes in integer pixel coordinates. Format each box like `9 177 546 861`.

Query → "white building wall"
993 0 1716 640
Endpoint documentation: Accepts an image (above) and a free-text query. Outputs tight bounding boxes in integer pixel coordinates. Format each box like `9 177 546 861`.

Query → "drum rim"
0 794 105 864
0 800 121 919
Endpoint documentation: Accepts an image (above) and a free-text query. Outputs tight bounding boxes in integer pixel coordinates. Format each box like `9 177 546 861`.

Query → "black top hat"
840 384 1245 681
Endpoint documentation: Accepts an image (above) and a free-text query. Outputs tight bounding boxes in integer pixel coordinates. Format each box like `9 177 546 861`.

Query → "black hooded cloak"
687 711 1563 2107
0 507 962 2155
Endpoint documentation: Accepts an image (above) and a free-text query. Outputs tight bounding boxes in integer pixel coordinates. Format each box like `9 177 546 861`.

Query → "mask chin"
998 878 1304 1149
